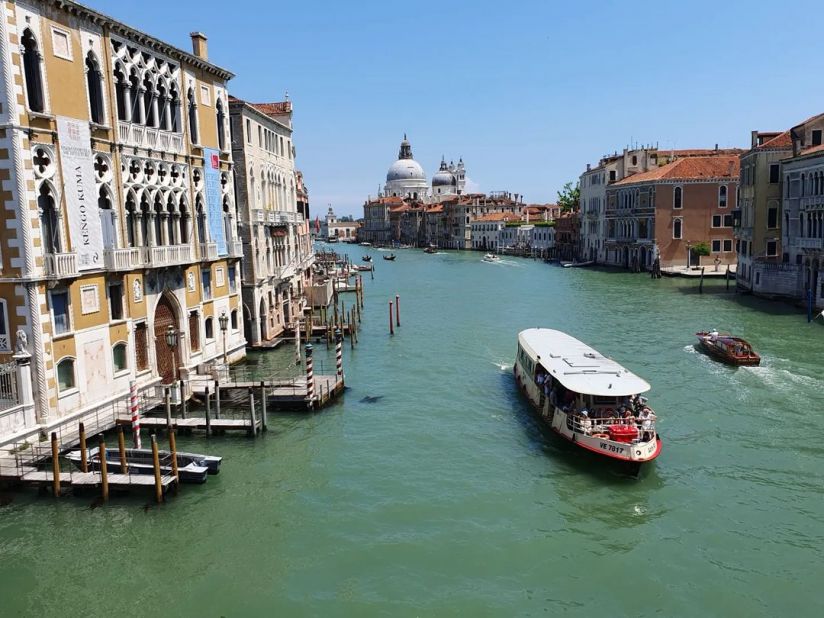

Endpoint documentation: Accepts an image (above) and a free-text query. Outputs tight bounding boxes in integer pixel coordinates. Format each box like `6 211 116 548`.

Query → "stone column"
13 347 36 428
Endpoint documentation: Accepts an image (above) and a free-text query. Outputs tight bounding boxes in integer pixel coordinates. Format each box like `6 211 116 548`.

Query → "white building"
432 157 466 198
471 212 521 251
500 223 555 256
384 135 429 200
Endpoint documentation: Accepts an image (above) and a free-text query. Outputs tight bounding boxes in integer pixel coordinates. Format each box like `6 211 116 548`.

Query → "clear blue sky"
96 0 824 218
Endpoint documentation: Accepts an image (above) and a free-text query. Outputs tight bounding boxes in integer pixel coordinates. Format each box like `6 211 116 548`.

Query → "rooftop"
614 154 740 185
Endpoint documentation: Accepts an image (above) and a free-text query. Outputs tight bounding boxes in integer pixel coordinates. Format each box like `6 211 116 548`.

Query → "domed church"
382 135 466 202
384 135 430 200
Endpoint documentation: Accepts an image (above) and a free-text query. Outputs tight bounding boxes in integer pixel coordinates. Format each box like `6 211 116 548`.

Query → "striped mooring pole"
129 380 141 449
335 328 344 383
305 343 315 410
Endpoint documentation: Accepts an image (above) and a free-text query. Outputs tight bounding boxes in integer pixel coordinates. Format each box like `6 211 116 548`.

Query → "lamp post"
219 310 229 364
165 325 178 384
686 241 692 271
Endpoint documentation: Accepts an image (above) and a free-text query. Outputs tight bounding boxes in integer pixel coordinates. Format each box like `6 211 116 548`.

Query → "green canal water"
2 246 823 616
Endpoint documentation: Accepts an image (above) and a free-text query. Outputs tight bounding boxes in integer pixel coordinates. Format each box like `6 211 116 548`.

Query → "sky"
96 0 824 218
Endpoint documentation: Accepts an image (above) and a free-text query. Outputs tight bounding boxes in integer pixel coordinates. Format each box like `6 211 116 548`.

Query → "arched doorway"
243 303 253 344
153 294 180 384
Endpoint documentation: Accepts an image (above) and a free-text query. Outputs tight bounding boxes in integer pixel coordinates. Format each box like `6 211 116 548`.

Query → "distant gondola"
362 255 372 262
383 254 396 261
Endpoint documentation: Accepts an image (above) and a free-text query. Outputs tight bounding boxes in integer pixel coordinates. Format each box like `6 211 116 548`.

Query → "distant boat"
695 331 761 366
362 255 372 262
482 253 500 262
561 260 594 268
424 246 436 254
359 242 372 247
383 253 396 261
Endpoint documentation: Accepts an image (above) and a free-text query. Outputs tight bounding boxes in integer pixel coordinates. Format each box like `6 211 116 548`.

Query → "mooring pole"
260 381 268 432
335 329 344 385
305 343 315 411
50 431 60 497
179 379 187 420
215 379 221 420
78 422 88 473
395 294 400 327
117 425 128 474
151 434 163 503
204 386 212 437
130 380 141 448
168 429 179 487
164 386 172 431
699 267 705 294
99 436 108 502
248 388 257 436
389 301 394 335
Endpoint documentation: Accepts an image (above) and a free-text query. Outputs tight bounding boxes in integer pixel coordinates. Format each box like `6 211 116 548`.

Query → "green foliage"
557 182 580 212
691 242 711 257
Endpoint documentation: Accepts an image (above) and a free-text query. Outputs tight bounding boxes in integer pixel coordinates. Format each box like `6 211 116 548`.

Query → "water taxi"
695 331 760 366
514 328 662 471
482 253 500 263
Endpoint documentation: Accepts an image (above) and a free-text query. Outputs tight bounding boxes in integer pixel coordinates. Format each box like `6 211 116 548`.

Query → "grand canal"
1 245 823 616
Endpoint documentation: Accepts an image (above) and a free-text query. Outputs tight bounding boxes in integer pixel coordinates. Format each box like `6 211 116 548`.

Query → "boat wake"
491 360 511 371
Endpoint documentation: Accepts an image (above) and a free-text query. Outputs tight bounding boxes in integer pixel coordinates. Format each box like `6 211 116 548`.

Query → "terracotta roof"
614 155 740 185
249 101 292 116
798 144 824 157
426 204 444 214
474 212 521 222
754 131 792 150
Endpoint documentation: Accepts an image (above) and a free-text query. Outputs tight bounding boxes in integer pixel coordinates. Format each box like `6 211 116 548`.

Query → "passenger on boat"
709 329 719 342
580 410 592 435
622 409 634 425
639 407 656 441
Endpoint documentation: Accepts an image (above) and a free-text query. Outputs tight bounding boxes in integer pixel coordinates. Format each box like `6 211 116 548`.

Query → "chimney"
190 32 208 60
714 143 719 152
751 130 759 149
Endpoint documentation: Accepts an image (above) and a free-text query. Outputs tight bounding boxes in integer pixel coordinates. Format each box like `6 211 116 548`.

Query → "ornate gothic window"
187 87 199 144
170 85 181 133
216 98 226 150
22 29 45 113
86 52 105 124
38 183 60 254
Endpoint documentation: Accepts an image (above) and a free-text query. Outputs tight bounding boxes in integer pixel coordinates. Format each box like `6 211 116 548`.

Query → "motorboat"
359 242 372 247
424 246 437 254
514 328 662 473
362 255 372 262
383 254 396 261
482 253 500 263
65 446 220 483
695 331 761 366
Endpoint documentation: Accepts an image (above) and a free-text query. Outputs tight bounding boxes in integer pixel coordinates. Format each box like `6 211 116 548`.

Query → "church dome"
387 158 426 182
432 159 455 187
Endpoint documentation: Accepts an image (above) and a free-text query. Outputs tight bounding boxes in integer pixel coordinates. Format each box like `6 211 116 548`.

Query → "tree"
691 242 710 257
557 182 580 212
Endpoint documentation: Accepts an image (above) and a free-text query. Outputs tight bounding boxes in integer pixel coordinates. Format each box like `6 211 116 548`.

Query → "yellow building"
0 0 244 438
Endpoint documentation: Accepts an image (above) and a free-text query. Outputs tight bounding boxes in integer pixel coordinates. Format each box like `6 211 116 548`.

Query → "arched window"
98 185 116 249
222 197 233 243
673 217 683 239
38 183 60 254
0 299 9 352
673 186 683 209
196 195 207 244
22 29 45 113
57 358 75 392
166 193 177 244
153 193 164 245
86 52 105 124
719 185 727 208
143 74 156 128
230 309 238 330
129 71 141 123
139 193 151 246
204 316 214 339
187 88 199 145
179 198 190 244
125 192 138 247
216 98 226 150
114 67 128 121
112 342 128 372
170 85 180 133
157 82 170 131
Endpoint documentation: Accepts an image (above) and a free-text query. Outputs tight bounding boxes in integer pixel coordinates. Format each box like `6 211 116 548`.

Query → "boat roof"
518 328 651 396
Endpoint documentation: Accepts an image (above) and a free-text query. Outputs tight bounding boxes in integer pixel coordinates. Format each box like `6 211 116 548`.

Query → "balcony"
797 237 824 250
149 244 193 267
228 240 244 257
43 252 78 278
800 196 824 211
118 121 184 154
251 209 304 226
199 242 218 261
103 247 150 271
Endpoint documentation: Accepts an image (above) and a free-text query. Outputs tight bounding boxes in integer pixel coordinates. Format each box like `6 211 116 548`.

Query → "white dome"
387 158 426 182
432 169 455 187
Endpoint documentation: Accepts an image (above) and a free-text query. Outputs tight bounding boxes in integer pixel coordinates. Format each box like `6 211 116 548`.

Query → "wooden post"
78 422 88 473
726 264 731 291
248 388 257 436
164 386 172 431
179 379 187 419
349 313 355 349
50 431 60 497
699 267 705 294
260 380 268 432
151 434 163 503
215 380 221 420
204 385 212 437
99 436 108 502
395 294 400 327
117 425 128 474
168 429 179 486
389 301 394 335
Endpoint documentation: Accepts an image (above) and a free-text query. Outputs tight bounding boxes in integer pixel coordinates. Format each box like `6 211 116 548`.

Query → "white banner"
56 116 104 270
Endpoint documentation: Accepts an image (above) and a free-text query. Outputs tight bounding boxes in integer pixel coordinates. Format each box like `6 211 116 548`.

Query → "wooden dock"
14 469 176 490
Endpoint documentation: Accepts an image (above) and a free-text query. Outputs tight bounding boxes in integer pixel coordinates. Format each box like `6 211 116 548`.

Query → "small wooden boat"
383 254 396 261
362 255 372 262
695 331 761 366
424 246 436 254
66 446 219 483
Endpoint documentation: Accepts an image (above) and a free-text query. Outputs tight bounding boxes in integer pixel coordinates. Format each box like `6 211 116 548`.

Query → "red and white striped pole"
129 380 141 449
305 343 314 410
395 294 400 327
335 328 344 384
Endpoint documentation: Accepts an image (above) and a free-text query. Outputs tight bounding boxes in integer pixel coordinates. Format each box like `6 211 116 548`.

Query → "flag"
314 216 320 234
